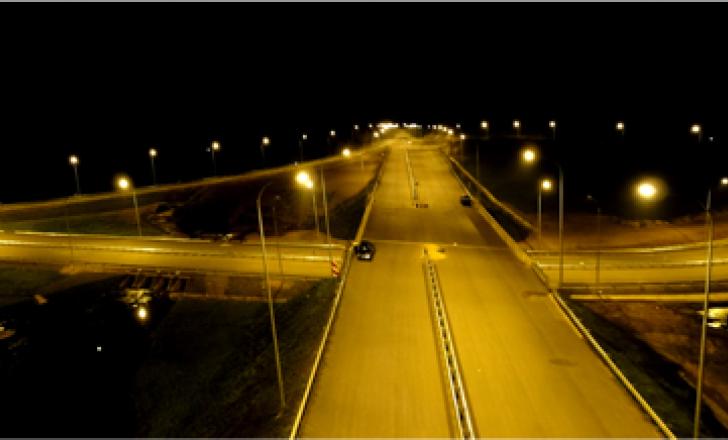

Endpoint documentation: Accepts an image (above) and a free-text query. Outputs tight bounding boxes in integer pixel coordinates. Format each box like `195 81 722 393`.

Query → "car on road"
354 240 376 261
460 194 472 207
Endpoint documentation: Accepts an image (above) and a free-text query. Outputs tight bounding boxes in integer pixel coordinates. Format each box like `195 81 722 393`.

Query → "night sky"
1 6 725 218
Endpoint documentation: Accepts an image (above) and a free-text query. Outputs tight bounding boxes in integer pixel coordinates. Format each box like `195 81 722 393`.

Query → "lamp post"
586 194 602 287
549 120 557 141
538 178 553 242
117 177 142 237
256 181 286 411
616 121 625 138
459 133 466 162
320 168 334 272
299 133 307 162
478 121 489 182
261 136 271 165
693 177 728 438
210 141 221 176
297 170 319 238
149 148 158 185
513 119 521 137
69 155 81 195
523 148 565 288
691 124 702 144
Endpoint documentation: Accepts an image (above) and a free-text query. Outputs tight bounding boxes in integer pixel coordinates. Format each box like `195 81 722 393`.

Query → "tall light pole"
149 148 158 185
320 168 334 273
297 170 319 238
523 148 565 288
459 133 466 162
691 124 702 144
513 119 521 137
586 194 602 287
260 136 271 166
117 177 142 237
538 178 553 243
549 120 557 141
693 177 728 438
329 130 336 154
477 121 489 182
256 181 286 411
299 133 307 162
210 141 221 176
69 155 81 195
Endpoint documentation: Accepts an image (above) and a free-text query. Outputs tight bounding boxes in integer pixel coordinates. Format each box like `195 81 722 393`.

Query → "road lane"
302 138 660 437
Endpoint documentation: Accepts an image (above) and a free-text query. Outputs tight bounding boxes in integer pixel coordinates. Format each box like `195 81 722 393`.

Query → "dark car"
354 240 376 261
460 194 472 207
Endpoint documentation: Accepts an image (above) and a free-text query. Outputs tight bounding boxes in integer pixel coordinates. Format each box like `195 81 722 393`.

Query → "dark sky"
0 6 725 210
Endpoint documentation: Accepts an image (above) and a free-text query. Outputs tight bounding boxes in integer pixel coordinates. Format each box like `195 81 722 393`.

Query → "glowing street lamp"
537 178 553 241
480 121 489 130
513 119 522 136
261 136 271 165
549 120 557 141
616 121 625 136
210 141 221 176
342 148 352 158
299 133 308 162
636 182 657 200
691 124 702 143
116 177 142 237
69 155 81 194
148 148 158 185
329 130 336 138
522 148 536 163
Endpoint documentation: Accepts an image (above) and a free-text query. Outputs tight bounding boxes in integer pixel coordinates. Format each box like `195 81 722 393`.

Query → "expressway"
299 138 659 436
0 232 343 278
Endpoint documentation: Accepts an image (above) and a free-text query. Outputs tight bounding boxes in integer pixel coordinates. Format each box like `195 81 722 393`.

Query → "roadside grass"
2 207 164 236
0 263 64 306
134 277 337 437
565 298 728 437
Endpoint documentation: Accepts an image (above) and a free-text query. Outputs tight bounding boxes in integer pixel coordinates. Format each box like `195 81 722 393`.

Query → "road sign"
331 261 340 277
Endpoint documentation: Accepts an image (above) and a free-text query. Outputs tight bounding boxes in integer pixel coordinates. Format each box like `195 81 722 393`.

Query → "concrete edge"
288 147 389 439
446 154 677 439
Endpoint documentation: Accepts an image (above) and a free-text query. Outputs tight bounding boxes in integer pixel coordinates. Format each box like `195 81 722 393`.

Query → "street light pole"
210 141 220 176
256 182 286 411
694 188 713 439
587 195 602 287
558 165 565 288
117 177 142 237
149 148 158 185
320 168 333 273
69 155 81 195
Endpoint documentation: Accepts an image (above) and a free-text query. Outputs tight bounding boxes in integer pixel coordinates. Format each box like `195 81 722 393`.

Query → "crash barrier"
423 251 476 439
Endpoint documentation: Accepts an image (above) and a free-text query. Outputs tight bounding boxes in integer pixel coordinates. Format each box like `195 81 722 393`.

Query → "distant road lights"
549 120 557 141
480 121 489 129
513 119 522 136
342 148 352 158
522 148 536 163
722 177 728 186
262 136 271 146
149 148 158 185
459 134 466 140
368 123 373 129
69 155 81 194
549 120 556 129
455 123 461 129
616 121 625 133
116 176 142 237
329 130 336 137
353 124 359 130
373 132 380 139
447 129 454 136
637 182 657 200
301 133 308 141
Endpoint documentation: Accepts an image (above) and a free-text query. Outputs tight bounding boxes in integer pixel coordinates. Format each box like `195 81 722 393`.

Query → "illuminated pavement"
300 138 659 437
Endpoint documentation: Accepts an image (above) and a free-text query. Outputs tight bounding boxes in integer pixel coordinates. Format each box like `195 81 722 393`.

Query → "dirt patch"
573 299 728 435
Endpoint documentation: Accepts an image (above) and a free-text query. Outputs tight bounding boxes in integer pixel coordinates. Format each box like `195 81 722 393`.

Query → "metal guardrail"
424 252 476 439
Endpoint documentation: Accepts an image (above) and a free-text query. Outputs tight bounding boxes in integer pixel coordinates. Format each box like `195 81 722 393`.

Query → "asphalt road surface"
300 138 659 437
0 232 342 278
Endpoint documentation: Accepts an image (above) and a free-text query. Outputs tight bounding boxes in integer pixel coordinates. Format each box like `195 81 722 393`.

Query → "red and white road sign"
331 261 340 277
